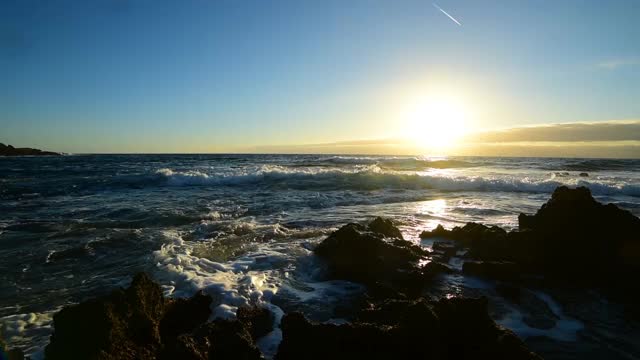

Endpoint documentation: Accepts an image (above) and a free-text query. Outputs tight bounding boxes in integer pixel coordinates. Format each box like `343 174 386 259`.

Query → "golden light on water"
401 95 470 149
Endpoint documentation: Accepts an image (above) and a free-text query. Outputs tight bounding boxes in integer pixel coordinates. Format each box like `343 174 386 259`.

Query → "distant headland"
0 143 60 156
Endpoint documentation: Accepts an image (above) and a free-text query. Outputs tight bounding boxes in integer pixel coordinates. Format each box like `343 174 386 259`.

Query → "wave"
286 157 476 170
377 158 474 170
545 158 640 172
153 168 640 197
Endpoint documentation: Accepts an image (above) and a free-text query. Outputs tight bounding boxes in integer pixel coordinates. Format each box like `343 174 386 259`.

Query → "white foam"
151 167 640 197
497 291 584 342
0 308 60 359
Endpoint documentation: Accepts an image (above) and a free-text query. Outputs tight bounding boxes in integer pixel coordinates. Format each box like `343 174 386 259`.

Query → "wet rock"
44 273 265 360
517 186 640 276
495 286 559 330
421 186 640 284
432 241 460 260
315 220 427 284
315 218 448 297
45 273 166 359
463 261 521 281
496 283 522 302
159 291 212 344
236 306 274 341
367 217 404 239
276 297 541 360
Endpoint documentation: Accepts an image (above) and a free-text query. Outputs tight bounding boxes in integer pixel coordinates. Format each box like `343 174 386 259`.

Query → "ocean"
1 154 639 358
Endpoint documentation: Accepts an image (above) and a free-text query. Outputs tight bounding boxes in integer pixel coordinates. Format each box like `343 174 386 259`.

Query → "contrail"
433 3 462 26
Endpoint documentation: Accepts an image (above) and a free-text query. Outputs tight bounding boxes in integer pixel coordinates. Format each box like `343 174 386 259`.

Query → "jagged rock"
462 261 521 281
432 241 459 260
276 297 541 360
367 217 404 239
45 273 166 359
45 273 265 360
315 218 446 297
420 186 640 283
494 286 559 330
236 306 274 341
518 186 640 276
315 220 426 283
159 291 212 345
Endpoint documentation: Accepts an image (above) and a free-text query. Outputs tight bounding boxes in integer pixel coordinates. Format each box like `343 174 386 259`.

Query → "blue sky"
1 0 639 154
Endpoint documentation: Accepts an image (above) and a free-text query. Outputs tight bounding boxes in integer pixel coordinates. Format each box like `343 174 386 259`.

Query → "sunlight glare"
402 95 469 148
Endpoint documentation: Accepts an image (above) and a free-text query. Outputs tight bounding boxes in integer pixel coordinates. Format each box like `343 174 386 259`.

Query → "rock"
236 306 275 341
432 241 460 260
0 143 60 156
276 297 541 360
495 286 559 330
315 220 427 283
421 186 640 284
45 273 166 359
462 261 521 281
159 291 212 344
315 218 446 297
579 172 589 177
45 273 265 360
496 283 522 302
420 224 450 238
367 217 404 239
517 186 640 276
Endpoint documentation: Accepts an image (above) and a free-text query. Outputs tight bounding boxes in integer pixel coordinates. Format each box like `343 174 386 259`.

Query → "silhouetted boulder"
276 297 541 360
517 186 640 275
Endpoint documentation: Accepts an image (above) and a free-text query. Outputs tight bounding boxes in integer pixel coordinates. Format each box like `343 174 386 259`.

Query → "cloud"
467 120 640 143
247 120 640 158
597 58 640 70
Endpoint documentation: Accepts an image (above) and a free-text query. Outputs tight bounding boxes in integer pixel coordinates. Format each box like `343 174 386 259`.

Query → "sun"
401 95 469 148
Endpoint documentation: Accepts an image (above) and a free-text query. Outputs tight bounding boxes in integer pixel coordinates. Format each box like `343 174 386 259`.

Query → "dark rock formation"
367 216 404 239
236 306 275 342
44 273 265 360
276 297 541 360
0 143 60 156
420 186 640 285
462 261 521 281
517 186 640 274
315 217 449 297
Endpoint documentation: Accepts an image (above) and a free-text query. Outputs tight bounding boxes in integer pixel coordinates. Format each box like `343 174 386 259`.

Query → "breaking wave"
153 168 640 196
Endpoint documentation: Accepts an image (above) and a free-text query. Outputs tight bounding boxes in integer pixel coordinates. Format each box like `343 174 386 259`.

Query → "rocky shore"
5 186 638 359
0 143 60 156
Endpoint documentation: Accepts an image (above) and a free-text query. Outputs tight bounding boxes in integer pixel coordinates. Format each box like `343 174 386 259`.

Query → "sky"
1 0 639 156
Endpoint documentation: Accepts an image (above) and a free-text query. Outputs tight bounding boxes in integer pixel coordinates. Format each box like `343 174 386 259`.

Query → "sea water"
1 154 639 358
